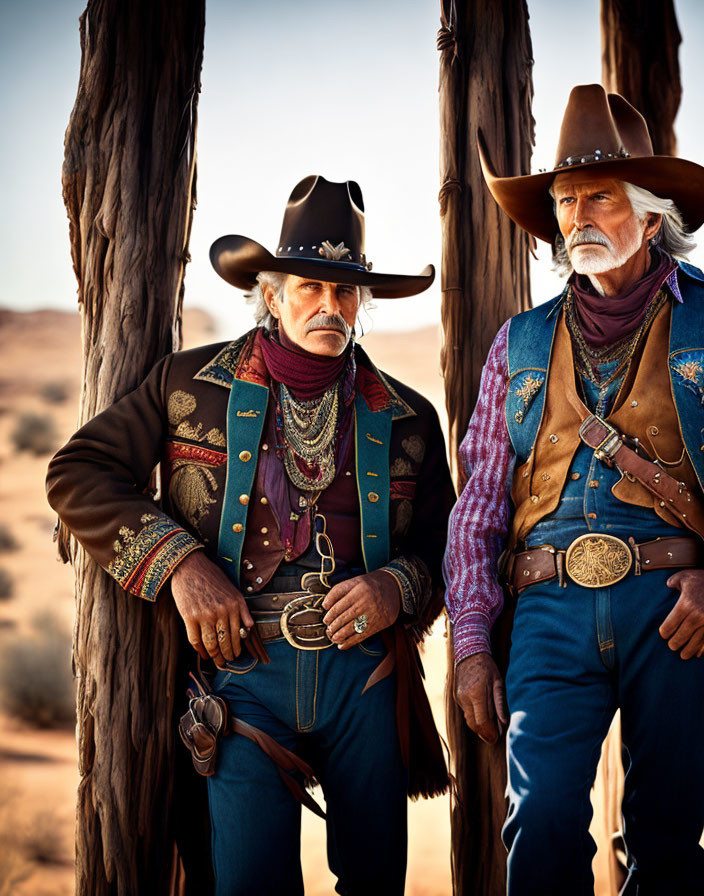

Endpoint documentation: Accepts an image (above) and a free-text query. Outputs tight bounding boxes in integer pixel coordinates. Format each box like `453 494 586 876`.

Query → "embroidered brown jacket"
46 329 454 627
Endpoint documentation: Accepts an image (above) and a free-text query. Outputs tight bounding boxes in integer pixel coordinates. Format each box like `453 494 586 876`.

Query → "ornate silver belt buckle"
280 594 332 651
565 533 632 588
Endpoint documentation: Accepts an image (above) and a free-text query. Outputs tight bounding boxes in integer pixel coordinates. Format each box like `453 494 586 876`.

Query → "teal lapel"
354 391 392 572
217 378 269 587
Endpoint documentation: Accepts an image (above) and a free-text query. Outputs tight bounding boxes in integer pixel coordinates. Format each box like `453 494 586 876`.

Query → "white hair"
550 179 696 276
245 271 373 330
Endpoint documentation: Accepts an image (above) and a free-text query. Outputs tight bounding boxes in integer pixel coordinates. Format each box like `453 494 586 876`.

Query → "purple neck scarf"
570 250 676 348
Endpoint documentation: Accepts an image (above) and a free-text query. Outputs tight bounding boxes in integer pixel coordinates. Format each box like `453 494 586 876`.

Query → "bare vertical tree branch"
601 0 681 155
438 2 533 893
60 1 205 892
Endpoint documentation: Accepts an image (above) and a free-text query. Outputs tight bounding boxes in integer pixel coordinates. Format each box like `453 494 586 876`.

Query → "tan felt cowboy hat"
210 175 435 298
478 83 704 243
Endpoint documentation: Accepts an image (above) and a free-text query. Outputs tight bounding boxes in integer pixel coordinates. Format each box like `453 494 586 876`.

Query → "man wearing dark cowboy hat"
47 174 454 895
444 84 704 894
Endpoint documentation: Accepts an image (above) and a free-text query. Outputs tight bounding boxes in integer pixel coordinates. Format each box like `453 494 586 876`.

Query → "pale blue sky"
1 0 703 335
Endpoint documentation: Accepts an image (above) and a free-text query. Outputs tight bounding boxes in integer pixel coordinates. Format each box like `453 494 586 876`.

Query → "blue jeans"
503 569 704 896
207 636 407 896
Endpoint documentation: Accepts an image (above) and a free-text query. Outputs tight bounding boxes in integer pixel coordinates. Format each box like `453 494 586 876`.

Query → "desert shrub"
21 809 69 865
0 569 13 601
0 525 18 552
10 412 58 456
0 787 31 894
0 612 75 728
40 380 71 404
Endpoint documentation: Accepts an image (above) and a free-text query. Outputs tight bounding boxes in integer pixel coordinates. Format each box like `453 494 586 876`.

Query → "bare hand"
321 570 401 650
454 651 508 744
660 568 704 660
170 551 269 666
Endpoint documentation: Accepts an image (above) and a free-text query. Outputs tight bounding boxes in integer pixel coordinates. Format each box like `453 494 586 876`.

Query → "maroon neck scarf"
570 250 676 348
257 327 352 400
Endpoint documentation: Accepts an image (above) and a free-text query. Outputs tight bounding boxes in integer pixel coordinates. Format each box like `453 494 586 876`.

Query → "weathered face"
552 173 650 275
264 274 361 357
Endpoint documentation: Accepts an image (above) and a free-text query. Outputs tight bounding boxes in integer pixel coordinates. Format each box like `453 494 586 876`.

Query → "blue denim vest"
505 263 704 550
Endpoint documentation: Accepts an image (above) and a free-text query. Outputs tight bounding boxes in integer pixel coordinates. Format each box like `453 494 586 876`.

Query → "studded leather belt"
248 592 332 650
502 535 704 592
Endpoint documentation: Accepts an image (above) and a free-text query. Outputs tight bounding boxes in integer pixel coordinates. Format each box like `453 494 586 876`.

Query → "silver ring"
353 614 368 634
239 627 249 640
216 628 227 642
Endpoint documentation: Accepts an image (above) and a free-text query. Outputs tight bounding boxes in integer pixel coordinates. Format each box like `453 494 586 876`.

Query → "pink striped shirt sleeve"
442 319 514 665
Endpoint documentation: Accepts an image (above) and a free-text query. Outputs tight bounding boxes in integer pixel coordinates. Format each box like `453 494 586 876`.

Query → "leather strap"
228 717 326 819
247 592 328 644
507 535 703 593
564 389 698 530
247 592 309 611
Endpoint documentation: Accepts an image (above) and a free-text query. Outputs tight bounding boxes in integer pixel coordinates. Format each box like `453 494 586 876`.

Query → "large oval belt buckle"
280 594 332 651
565 533 632 588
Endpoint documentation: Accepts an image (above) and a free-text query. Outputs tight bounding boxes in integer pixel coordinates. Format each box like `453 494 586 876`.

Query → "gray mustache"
304 313 350 337
568 227 612 250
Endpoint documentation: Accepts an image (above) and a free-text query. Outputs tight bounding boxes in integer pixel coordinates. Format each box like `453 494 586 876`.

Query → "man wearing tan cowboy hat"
47 174 453 895
444 84 704 894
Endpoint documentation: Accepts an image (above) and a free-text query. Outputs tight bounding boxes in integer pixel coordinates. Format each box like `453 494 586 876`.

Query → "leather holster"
179 693 229 777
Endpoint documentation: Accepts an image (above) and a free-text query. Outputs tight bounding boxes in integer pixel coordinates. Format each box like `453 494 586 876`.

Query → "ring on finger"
239 627 249 640
353 614 368 634
216 627 227 642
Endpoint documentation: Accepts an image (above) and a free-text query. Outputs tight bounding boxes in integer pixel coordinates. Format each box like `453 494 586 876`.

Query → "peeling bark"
60 2 206 893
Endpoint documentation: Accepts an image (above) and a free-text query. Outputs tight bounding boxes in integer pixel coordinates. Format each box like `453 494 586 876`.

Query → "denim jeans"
207 636 407 896
503 568 704 895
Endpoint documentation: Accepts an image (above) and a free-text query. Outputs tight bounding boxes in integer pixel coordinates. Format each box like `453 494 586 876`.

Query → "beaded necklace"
276 381 341 491
564 286 668 391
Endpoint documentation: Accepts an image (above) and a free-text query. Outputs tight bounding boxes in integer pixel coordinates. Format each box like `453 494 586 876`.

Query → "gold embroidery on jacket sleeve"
107 514 200 600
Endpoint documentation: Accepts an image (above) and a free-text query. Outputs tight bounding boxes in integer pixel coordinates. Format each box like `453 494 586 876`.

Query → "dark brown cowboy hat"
210 175 435 298
479 83 704 243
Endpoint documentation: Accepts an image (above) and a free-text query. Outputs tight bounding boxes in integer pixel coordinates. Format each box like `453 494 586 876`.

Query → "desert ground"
0 306 630 895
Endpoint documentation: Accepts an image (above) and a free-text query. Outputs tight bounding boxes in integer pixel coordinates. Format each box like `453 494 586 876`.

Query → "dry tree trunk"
438 0 533 469
60 2 205 893
601 0 682 155
438 2 533 894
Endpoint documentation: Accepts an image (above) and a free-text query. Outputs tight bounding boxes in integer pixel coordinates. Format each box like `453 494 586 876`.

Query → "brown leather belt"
248 592 332 650
503 535 703 593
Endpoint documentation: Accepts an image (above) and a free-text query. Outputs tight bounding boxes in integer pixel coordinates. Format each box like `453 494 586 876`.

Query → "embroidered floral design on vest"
513 373 545 423
671 352 704 405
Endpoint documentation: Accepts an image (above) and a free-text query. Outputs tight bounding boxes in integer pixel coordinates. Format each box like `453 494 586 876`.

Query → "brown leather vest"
510 300 704 545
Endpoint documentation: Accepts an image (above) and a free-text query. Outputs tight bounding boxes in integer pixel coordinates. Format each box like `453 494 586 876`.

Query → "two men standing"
49 84 704 894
